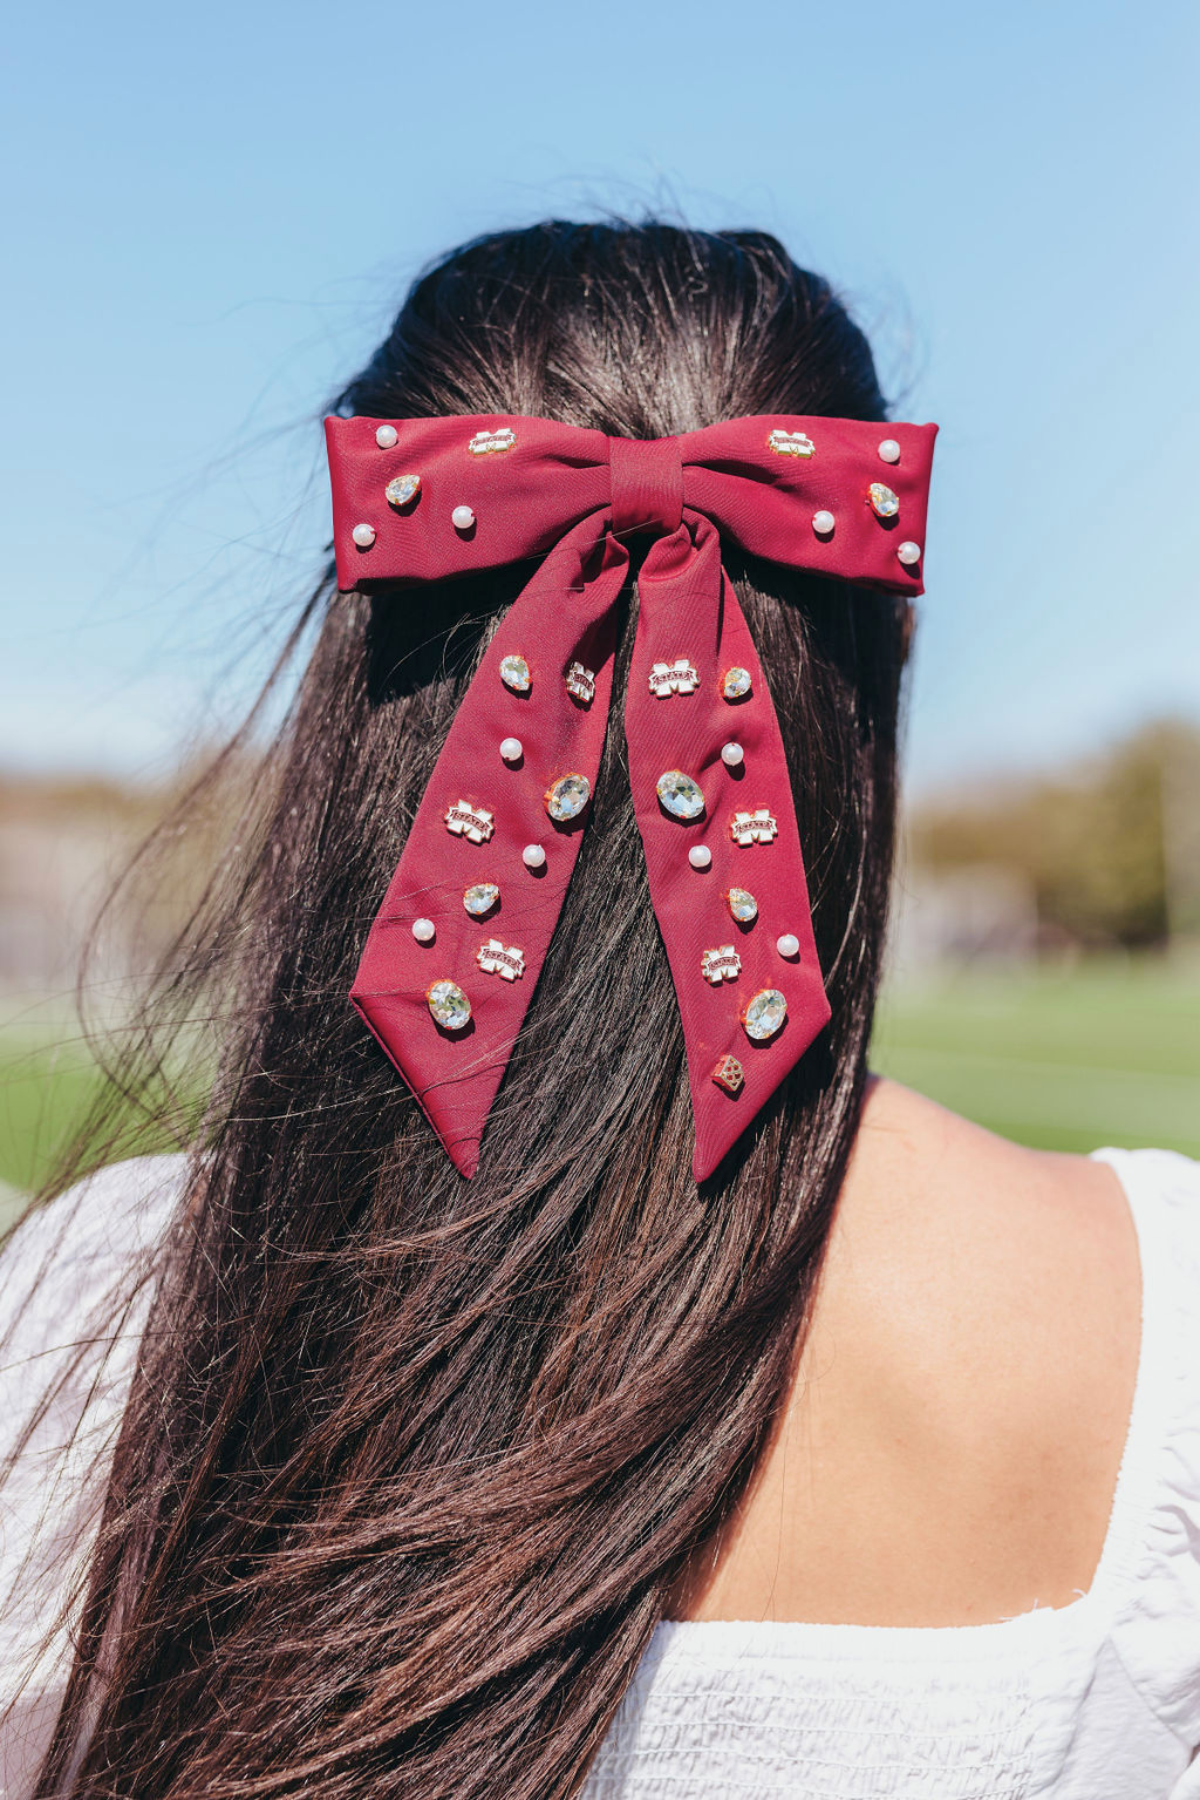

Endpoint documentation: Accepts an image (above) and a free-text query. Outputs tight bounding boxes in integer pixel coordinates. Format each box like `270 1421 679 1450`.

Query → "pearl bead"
688 846 712 870
720 742 744 768
375 425 399 448
412 918 436 944
451 505 475 531
522 843 546 869
812 510 835 536
776 933 800 958
878 439 901 464
897 540 922 566
351 522 376 548
500 737 523 763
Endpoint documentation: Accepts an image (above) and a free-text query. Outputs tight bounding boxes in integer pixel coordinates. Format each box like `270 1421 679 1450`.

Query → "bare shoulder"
680 1081 1142 1626
827 1077 1138 1367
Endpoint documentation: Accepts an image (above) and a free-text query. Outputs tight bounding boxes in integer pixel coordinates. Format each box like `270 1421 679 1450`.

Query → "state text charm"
649 657 699 698
565 662 595 704
327 409 937 1181
444 800 495 844
701 945 742 985
730 807 778 846
476 938 526 982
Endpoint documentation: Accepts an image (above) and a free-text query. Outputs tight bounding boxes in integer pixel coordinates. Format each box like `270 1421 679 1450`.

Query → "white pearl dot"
812 510 835 536
375 425 399 448
776 933 800 958
412 918 436 944
720 742 744 768
351 522 376 548
522 843 546 869
451 505 475 531
500 737 523 763
878 439 901 464
897 540 922 566
688 846 712 870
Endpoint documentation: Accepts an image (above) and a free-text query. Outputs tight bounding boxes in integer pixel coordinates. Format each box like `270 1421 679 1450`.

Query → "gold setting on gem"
384 473 422 509
867 482 900 520
725 887 758 923
742 988 787 1042
544 773 591 823
499 654 531 693
722 666 752 702
463 882 500 918
426 980 472 1032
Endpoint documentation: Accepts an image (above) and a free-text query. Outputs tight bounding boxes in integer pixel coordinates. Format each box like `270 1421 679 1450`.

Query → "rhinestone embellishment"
766 428 816 458
722 667 752 701
656 770 705 821
726 887 758 923
712 1054 745 1095
476 938 525 982
742 988 787 1042
867 482 900 519
463 882 500 918
649 657 698 698
499 654 531 693
468 427 517 455
565 661 595 704
427 980 471 1032
385 473 421 508
444 800 494 844
701 945 742 985
545 773 591 822
730 808 778 846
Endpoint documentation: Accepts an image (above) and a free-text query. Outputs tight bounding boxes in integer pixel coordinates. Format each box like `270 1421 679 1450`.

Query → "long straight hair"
18 221 908 1799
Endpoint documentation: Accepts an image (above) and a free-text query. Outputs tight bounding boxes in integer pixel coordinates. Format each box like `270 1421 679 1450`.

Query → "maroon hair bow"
325 413 937 1179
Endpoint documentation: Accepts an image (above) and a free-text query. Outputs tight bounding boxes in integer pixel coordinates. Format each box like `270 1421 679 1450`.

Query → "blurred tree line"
911 720 1200 951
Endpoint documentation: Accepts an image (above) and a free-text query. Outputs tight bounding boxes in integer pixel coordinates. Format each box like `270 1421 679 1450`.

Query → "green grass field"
2 961 1197 1234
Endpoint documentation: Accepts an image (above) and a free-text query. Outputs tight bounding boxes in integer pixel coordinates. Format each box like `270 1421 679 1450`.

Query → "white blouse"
3 1147 1199 1799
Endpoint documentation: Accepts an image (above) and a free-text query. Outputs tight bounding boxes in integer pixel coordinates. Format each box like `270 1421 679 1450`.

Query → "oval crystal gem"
742 988 787 1042
656 769 705 821
385 473 421 508
722 666 752 701
867 481 900 519
727 887 758 923
426 980 471 1032
545 773 590 822
499 654 531 693
463 882 500 918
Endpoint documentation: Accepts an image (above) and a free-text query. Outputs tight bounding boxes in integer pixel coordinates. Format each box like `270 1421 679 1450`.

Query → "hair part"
13 220 908 1799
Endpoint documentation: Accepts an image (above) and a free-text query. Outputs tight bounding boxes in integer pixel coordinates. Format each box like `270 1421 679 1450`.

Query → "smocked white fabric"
2 1148 1199 1799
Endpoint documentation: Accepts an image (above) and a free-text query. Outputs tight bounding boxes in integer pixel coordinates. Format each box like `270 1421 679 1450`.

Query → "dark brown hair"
14 220 908 1798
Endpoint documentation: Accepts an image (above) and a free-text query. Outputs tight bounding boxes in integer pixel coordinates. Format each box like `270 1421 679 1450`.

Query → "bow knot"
608 434 684 539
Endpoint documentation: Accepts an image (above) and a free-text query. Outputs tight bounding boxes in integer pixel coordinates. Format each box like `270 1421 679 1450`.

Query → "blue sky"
2 0 1197 794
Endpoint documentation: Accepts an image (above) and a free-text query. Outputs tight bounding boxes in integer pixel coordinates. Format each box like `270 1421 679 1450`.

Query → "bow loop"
325 411 937 1180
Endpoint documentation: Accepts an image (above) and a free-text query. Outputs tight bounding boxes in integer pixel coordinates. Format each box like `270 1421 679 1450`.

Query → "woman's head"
23 221 911 1799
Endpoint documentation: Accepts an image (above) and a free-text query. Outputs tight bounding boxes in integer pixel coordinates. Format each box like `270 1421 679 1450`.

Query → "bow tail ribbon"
625 515 829 1179
351 516 628 1177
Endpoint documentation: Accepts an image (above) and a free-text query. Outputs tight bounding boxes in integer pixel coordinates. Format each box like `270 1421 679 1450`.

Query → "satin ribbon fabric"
325 413 937 1179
